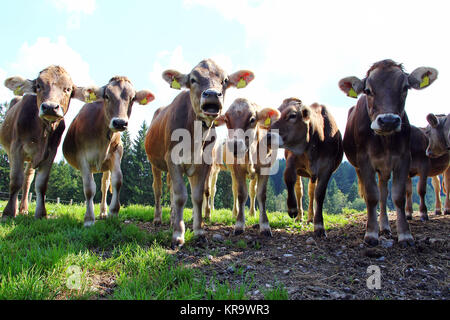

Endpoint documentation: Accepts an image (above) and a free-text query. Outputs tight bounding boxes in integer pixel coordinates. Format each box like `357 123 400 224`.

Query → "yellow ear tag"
237 78 247 89
140 98 148 105
214 120 219 126
420 75 430 88
348 88 358 98
265 117 271 126
13 86 23 96
86 91 97 103
171 79 181 90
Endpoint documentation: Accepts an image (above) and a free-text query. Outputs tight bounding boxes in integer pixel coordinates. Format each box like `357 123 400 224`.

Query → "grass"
0 201 354 300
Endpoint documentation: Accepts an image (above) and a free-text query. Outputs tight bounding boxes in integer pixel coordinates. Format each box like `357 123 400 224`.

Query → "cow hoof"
420 214 429 222
364 236 379 247
194 234 208 246
380 229 392 238
307 219 313 224
84 221 95 228
314 229 327 238
171 238 184 250
288 209 298 219
434 210 442 216
260 230 273 238
249 211 256 217
398 239 415 248
99 214 107 220
153 219 162 226
444 209 450 215
233 229 244 236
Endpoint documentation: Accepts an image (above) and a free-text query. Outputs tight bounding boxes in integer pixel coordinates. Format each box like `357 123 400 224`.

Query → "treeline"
0 102 445 214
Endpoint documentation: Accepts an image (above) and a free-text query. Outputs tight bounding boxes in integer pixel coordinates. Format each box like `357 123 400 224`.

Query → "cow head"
162 59 255 127
269 98 319 156
4 65 88 123
339 59 438 136
215 98 280 157
82 76 155 132
424 113 450 158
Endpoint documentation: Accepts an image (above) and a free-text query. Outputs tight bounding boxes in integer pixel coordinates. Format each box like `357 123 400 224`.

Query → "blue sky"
1 0 449 160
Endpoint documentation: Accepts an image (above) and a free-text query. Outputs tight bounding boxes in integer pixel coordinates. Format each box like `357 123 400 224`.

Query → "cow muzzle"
371 114 402 135
39 102 64 122
200 89 223 118
110 118 128 132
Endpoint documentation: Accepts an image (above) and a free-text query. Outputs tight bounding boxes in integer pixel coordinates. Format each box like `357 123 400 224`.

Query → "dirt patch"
142 212 449 300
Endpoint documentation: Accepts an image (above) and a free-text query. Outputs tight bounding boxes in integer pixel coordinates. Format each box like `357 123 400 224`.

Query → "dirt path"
143 213 449 300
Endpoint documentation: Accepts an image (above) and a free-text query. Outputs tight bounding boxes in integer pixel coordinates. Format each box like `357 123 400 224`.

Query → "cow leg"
294 176 304 222
231 170 239 218
108 151 123 218
378 174 392 237
431 176 442 215
99 171 111 220
188 168 209 241
209 167 219 213
256 174 272 237
313 171 333 238
444 168 450 215
2 151 25 220
152 166 163 225
80 165 96 227
34 158 57 220
307 180 316 224
19 163 35 215
417 175 429 221
284 156 299 219
167 163 187 248
248 177 257 217
203 168 212 221
359 164 380 246
233 169 248 235
405 177 414 220
392 165 414 247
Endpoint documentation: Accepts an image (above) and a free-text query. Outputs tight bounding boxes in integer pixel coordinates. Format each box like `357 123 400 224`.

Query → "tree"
324 178 347 214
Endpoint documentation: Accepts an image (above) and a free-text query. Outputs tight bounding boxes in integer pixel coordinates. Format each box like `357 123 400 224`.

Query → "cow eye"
249 117 256 124
190 78 197 84
222 78 229 86
364 88 373 96
36 83 41 91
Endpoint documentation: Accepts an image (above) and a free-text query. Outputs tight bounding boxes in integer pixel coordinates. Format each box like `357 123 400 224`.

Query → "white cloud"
50 0 96 29
185 0 450 132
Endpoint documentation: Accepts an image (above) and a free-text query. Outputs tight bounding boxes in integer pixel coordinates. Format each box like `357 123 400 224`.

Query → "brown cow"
145 59 254 248
63 76 154 227
338 59 438 247
425 113 450 159
206 98 280 236
269 99 343 237
404 126 449 221
0 66 88 220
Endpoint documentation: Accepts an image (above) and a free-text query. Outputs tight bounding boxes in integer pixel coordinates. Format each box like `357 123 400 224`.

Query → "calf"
405 126 449 221
425 113 450 159
145 59 254 248
208 98 280 236
269 99 343 237
338 59 438 247
63 76 154 227
0 66 88 220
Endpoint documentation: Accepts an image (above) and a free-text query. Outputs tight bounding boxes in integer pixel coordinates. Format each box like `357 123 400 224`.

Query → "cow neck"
305 111 324 154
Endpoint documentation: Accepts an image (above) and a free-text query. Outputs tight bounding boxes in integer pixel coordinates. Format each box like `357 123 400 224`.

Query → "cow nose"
41 102 60 112
112 119 128 130
378 115 401 130
202 89 222 98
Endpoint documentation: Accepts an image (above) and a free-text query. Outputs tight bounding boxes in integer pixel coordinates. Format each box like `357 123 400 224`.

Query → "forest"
0 102 444 214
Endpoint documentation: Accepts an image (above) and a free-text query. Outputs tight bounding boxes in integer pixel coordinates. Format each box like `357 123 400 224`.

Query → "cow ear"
301 106 311 121
228 70 255 89
214 115 227 127
338 76 364 98
257 108 280 129
426 113 439 128
134 90 155 105
4 77 35 96
409 67 438 90
162 70 189 90
72 86 104 103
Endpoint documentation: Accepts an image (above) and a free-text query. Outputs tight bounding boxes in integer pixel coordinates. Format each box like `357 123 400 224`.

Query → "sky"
0 0 449 162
